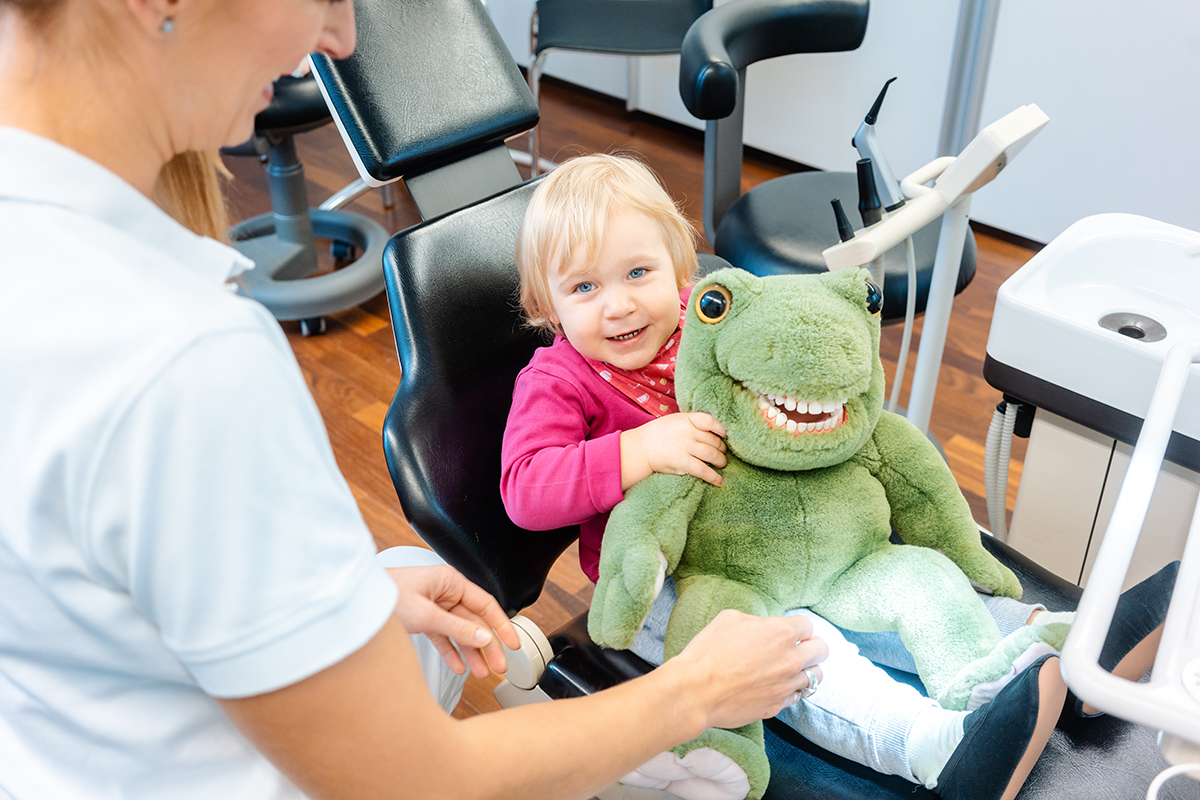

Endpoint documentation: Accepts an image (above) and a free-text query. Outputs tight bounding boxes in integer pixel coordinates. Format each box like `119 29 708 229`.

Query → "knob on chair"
224 74 388 336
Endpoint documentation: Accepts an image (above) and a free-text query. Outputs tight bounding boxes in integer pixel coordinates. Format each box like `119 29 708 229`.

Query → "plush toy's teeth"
755 390 849 435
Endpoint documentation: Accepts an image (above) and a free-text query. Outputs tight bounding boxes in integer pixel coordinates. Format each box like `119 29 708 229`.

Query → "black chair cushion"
311 0 540 183
220 74 331 156
255 74 332 137
714 171 977 322
535 0 712 56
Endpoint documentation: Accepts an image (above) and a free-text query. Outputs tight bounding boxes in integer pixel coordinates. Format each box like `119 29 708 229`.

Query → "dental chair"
377 175 1194 800
313 0 1193 797
224 73 390 337
678 0 976 323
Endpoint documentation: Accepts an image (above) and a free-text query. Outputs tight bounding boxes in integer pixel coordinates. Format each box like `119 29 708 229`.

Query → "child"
499 153 1165 800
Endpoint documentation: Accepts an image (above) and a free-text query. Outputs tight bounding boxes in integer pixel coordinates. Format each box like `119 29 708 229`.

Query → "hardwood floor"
221 77 1038 719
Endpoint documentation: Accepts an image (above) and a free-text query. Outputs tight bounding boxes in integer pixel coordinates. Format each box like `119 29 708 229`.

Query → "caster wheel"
330 240 358 268
299 317 327 337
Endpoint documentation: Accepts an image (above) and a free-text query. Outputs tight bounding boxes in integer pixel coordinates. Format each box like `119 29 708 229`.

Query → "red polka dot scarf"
584 303 686 418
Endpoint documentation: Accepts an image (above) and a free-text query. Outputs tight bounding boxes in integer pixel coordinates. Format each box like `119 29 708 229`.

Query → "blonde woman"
0 1 825 798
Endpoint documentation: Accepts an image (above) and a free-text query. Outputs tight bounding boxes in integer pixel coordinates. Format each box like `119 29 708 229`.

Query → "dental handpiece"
852 77 906 212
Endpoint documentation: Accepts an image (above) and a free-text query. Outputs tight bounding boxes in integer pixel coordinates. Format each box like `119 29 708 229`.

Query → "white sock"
907 703 968 790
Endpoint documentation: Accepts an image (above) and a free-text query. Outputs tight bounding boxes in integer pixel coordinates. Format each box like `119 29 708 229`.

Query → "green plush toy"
588 268 1067 800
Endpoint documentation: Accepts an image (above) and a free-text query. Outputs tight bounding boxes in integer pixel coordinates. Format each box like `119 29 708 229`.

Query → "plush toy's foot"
934 654 1066 800
619 725 768 800
936 622 1070 711
1066 560 1178 718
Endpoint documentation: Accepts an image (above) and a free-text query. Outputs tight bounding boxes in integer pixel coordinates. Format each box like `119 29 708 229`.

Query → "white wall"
971 0 1200 243
488 0 1200 244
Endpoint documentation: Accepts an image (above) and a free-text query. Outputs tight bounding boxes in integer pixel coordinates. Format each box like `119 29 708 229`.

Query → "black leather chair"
313 0 1196 797
678 0 977 323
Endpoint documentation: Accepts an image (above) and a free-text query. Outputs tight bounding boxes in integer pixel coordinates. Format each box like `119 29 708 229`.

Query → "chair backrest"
380 180 579 615
677 0 869 241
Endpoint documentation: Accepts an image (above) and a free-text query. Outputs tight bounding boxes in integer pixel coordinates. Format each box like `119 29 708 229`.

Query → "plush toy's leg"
662 574 769 659
619 724 767 800
810 544 1003 706
626 575 771 800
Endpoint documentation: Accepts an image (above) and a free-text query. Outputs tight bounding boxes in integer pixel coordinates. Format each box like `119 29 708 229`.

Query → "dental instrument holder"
831 198 855 244
1062 340 1200 766
823 103 1050 434
855 158 884 287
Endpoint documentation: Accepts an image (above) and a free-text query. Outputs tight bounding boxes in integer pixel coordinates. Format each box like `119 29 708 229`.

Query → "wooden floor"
221 77 1038 720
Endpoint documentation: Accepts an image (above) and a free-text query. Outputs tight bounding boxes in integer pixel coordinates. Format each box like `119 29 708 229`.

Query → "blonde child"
497 153 1085 800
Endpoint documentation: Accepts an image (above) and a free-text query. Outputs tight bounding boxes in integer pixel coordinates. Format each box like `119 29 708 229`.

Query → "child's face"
547 208 683 370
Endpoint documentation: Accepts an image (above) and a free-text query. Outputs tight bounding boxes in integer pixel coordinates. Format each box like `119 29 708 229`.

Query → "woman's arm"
219 606 825 800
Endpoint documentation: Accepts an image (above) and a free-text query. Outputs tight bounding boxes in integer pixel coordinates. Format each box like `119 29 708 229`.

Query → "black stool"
225 74 389 336
679 0 976 323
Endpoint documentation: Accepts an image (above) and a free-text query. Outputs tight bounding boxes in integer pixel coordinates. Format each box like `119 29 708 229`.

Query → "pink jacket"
500 289 690 582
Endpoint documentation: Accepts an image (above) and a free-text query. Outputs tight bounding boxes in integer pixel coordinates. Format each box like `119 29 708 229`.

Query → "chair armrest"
679 0 869 120
539 613 655 699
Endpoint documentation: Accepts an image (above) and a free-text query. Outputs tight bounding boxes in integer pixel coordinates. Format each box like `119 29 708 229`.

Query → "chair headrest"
311 0 539 184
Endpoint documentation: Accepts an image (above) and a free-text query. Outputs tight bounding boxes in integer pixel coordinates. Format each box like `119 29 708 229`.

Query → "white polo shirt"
0 128 398 799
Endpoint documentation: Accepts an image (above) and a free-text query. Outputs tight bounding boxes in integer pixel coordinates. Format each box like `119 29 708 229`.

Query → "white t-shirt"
0 128 398 799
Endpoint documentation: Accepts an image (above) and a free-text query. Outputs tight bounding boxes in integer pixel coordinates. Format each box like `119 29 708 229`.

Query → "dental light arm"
825 104 1049 271
1061 341 1200 759
822 103 1048 434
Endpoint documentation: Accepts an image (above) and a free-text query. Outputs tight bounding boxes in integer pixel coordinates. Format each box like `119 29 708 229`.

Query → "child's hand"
620 412 728 490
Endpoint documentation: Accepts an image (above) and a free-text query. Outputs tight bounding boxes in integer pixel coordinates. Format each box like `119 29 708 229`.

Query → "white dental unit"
984 217 1200 591
984 214 1200 787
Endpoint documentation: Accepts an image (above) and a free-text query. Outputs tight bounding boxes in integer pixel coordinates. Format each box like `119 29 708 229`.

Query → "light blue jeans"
629 577 1040 783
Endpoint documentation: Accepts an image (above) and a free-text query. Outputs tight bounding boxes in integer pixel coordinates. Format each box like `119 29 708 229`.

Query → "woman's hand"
671 610 828 731
386 565 522 678
620 412 728 490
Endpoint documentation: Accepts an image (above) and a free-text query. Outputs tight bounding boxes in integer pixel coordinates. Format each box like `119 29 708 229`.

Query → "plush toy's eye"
865 280 884 316
696 285 732 324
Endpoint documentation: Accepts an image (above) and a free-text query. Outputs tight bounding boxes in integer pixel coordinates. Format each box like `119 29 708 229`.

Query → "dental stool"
312 0 1190 797
679 0 977 323
225 73 389 337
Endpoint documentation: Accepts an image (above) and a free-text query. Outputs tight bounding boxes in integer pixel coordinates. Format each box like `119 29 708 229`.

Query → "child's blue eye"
575 282 595 294
628 268 647 280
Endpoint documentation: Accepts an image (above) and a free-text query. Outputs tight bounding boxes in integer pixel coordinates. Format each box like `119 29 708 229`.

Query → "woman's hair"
516 153 699 332
155 151 232 242
4 0 231 241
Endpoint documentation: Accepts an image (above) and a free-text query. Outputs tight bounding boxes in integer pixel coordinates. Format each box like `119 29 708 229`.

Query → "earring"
161 16 175 33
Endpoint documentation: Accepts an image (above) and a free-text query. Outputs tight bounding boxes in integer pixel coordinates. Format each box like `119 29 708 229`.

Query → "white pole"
905 195 972 434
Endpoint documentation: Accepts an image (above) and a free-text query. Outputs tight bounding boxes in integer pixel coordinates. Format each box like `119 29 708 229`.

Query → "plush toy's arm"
866 412 1021 599
588 473 706 649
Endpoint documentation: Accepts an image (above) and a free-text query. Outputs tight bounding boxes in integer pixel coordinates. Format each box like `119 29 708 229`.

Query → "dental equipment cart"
983 214 1200 591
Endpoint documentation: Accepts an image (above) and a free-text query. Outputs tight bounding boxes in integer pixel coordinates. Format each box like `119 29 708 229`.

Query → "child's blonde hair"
516 153 699 331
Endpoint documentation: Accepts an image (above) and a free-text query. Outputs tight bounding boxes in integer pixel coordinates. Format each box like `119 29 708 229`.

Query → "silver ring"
799 666 820 698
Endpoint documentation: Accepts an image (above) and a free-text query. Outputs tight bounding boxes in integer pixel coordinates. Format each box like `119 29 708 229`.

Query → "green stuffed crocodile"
588 267 1067 800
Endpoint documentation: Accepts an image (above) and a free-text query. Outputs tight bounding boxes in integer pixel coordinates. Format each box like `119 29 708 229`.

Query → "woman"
0 1 825 798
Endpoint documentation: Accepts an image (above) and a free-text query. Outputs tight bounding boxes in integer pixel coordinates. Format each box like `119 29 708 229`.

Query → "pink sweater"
500 289 690 582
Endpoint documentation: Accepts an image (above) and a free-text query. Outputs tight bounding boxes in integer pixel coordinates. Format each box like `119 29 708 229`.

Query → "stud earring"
161 16 175 33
